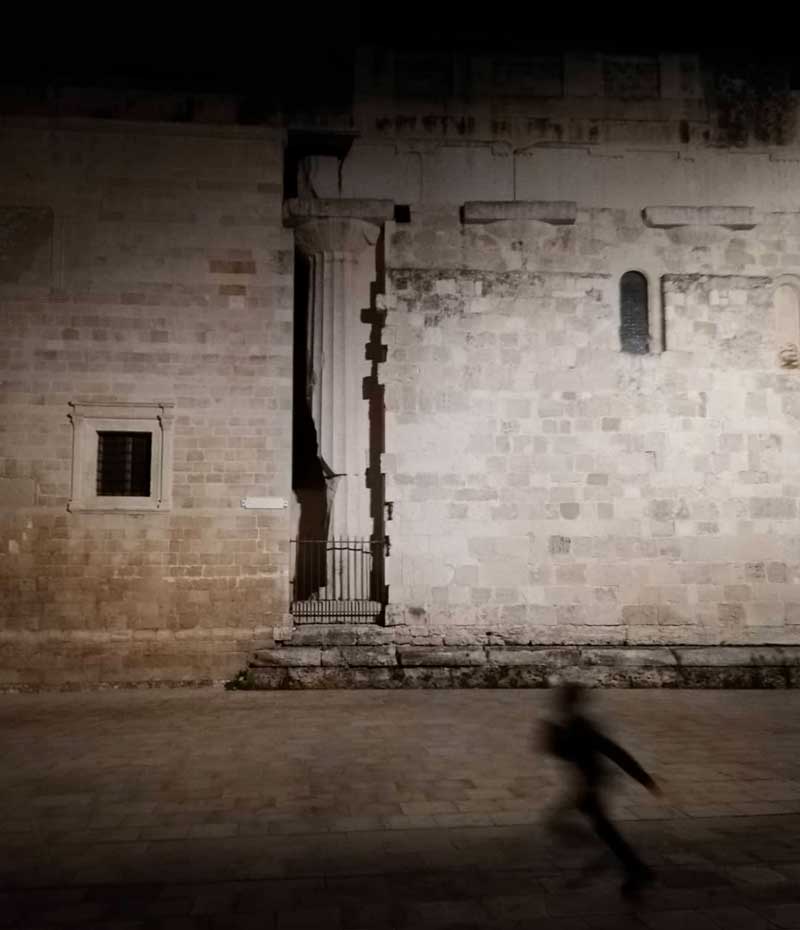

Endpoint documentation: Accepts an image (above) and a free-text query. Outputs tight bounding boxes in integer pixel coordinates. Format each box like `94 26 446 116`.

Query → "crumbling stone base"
248 644 800 689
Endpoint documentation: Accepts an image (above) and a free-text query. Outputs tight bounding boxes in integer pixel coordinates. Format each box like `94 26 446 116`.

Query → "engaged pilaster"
286 199 393 537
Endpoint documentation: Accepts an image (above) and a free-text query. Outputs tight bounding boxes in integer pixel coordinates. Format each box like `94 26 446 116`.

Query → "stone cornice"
462 200 577 225
643 205 761 229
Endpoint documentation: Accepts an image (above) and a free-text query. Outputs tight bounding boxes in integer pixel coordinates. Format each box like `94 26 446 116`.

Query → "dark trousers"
577 790 645 876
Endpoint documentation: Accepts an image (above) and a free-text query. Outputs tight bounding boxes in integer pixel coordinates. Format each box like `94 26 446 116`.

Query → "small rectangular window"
96 431 152 496
69 402 174 513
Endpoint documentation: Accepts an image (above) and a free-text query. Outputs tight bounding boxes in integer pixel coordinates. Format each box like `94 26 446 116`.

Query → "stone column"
291 210 385 537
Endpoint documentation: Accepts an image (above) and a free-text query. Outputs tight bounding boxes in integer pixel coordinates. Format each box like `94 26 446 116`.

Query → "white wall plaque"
240 497 288 510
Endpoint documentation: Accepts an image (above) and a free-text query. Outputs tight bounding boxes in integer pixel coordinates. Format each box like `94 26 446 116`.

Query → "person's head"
556 681 586 713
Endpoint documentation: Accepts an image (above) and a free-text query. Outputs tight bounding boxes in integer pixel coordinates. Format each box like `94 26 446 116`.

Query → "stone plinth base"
248 643 800 689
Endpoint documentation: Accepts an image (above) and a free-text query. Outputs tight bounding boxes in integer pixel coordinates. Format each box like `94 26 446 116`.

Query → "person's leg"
579 792 653 893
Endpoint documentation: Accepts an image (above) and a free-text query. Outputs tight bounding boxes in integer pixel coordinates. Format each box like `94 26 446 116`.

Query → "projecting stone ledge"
642 205 761 230
246 643 800 689
462 201 577 225
283 198 394 226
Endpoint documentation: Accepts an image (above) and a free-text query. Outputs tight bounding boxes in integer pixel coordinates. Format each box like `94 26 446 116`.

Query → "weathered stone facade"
378 219 800 647
273 47 800 680
0 121 292 687
4 45 800 686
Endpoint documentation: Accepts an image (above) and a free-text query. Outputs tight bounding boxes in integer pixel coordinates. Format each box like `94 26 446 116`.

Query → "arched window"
620 271 649 354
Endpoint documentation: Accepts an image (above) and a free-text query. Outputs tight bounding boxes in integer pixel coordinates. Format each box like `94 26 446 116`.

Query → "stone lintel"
643 205 760 230
462 200 577 225
284 197 394 227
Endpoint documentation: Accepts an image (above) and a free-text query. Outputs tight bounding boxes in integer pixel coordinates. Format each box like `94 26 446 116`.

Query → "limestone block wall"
381 208 800 646
290 49 800 654
0 119 292 687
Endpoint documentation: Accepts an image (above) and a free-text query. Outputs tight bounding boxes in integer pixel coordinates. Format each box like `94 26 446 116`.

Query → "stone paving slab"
2 689 800 928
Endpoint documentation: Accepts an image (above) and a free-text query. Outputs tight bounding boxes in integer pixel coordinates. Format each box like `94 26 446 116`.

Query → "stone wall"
5 44 800 688
378 207 800 646
0 119 292 687
274 52 800 655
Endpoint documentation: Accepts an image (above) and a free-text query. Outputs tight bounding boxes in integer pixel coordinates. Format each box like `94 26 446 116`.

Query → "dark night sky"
1 3 787 94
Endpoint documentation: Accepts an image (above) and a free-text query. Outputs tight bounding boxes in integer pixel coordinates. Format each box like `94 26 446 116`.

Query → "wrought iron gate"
290 537 387 623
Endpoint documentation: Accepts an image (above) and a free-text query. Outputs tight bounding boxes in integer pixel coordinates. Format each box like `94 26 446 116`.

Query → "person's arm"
542 719 569 758
595 731 657 791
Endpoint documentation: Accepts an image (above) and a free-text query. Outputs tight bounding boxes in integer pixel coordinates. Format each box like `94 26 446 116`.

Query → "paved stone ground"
3 689 800 929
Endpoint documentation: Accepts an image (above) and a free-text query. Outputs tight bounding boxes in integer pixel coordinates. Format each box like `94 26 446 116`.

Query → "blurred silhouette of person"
542 681 661 897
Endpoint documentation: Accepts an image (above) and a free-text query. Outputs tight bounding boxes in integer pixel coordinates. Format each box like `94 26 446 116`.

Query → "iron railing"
290 537 386 623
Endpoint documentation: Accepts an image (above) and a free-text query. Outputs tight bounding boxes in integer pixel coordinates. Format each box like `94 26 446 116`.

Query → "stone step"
274 624 395 646
247 644 800 689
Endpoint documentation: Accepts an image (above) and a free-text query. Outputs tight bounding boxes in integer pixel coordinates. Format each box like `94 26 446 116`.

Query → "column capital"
285 198 393 256
294 217 382 256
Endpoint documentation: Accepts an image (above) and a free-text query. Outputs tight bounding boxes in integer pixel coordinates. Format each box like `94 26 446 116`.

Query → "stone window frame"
68 402 174 513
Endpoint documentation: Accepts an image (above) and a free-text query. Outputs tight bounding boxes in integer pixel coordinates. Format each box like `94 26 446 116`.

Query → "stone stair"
247 629 800 689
